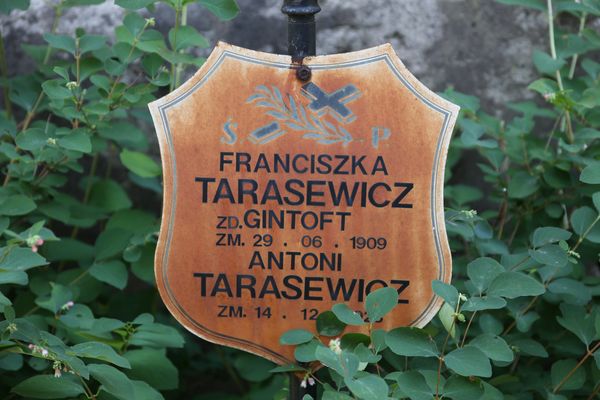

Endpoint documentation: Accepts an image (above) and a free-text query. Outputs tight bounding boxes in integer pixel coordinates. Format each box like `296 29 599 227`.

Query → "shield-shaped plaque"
150 42 459 364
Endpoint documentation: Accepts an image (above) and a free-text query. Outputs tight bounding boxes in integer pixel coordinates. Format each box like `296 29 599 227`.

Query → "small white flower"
61 301 75 311
41 348 49 357
307 377 315 386
53 361 62 378
329 338 342 355
300 378 307 388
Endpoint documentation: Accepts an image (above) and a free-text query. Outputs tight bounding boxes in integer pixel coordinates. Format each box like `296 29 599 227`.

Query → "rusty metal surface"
150 42 459 365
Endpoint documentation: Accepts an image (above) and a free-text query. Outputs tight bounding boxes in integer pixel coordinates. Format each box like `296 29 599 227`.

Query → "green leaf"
556 303 597 346
95 228 132 261
495 0 546 11
131 380 164 400
548 278 591 306
42 79 72 100
120 149 161 178
385 327 439 357
316 346 357 378
79 35 107 54
57 129 92 153
532 227 572 247
551 359 586 391
89 364 135 400
124 349 178 390
431 280 459 308
199 0 240 20
316 311 346 337
0 195 36 216
43 33 76 54
345 374 389 400
438 303 457 339
529 244 568 268
168 25 209 51
280 329 314 345
331 304 364 326
294 339 320 363
528 78 559 95
115 0 155 9
532 49 566 74
593 192 600 212
11 375 85 399
580 163 600 184
89 260 128 289
462 296 506 312
512 338 548 358
467 257 505 294
322 391 353 400
88 179 132 213
394 371 432 400
508 172 539 199
129 323 185 348
444 346 492 378
71 342 131 369
0 270 28 285
469 334 514 362
571 207 600 243
340 333 370 350
0 0 30 14
35 283 72 314
487 271 545 299
233 353 274 383
443 375 485 400
365 286 398 322
16 128 47 151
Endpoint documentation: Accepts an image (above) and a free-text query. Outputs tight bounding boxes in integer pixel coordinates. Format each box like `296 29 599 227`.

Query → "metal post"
282 0 321 63
289 374 318 400
282 3 320 395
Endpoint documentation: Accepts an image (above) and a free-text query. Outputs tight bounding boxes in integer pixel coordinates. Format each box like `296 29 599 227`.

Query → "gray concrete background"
0 0 558 114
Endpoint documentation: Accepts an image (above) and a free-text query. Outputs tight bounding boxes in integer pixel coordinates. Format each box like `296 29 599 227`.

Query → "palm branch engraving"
246 85 353 145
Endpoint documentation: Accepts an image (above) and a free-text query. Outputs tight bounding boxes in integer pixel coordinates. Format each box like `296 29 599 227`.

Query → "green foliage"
2 0 599 399
0 1 272 399
277 2 600 398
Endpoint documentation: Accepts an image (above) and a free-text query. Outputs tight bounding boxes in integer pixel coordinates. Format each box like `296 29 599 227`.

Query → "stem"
547 0 575 143
170 5 182 91
587 383 600 400
3 1 63 187
69 153 99 241
106 19 152 101
568 13 587 79
460 311 477 348
503 296 539 336
553 341 600 393
436 301 461 399
174 4 188 88
0 29 13 119
572 215 600 252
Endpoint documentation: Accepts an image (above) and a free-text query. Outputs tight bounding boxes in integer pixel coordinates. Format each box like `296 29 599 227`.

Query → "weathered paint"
150 42 459 365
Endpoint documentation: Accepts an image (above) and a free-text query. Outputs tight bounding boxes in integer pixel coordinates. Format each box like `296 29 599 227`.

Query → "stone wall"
1 0 557 114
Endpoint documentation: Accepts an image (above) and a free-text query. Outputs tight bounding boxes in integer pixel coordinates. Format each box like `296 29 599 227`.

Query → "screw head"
296 65 312 82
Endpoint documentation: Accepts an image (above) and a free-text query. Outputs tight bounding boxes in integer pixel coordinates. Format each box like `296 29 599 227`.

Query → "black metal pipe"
289 374 318 399
282 0 321 63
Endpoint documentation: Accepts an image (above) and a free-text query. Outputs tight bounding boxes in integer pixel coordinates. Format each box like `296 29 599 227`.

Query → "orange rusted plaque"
149 42 459 364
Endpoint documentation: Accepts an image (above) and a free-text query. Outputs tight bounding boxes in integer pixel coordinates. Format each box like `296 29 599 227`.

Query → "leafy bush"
1 0 599 399
0 1 290 399
276 1 600 399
